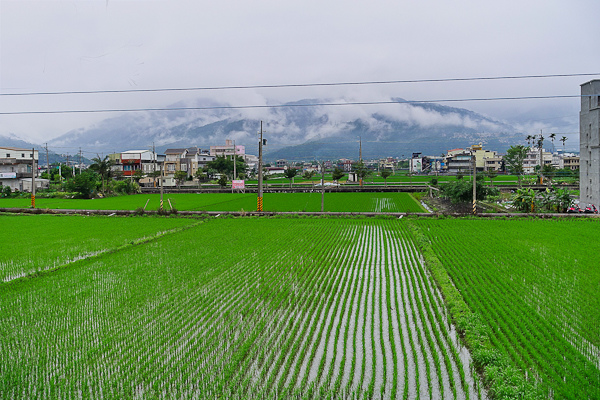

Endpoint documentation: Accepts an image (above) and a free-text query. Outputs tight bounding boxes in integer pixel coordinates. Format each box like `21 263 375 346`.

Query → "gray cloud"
1 0 598 146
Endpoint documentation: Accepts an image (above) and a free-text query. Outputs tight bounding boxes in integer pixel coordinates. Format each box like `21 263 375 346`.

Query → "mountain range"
2 98 523 162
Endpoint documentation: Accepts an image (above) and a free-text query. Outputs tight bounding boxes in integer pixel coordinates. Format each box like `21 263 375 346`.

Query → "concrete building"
522 148 553 174
210 140 245 158
0 147 39 192
445 145 498 173
110 150 164 177
580 80 600 208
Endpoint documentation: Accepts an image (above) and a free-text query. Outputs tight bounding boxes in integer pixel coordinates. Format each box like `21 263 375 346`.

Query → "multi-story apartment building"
0 147 39 191
580 80 600 208
522 148 553 174
110 150 164 177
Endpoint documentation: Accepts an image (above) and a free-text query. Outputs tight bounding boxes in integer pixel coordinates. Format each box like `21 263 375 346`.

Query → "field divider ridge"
1 219 205 286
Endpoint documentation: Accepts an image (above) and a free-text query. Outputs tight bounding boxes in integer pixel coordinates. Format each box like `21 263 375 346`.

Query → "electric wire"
0 94 590 116
1 72 598 97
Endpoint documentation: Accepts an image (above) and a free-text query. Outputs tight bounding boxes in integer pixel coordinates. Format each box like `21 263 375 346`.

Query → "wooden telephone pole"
257 122 264 211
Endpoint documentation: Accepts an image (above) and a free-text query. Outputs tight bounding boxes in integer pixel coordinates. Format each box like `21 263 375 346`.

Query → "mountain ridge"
5 97 522 161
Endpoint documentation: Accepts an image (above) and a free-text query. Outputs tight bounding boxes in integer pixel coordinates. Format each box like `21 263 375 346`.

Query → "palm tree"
526 134 534 146
561 136 568 153
549 133 556 152
89 155 114 195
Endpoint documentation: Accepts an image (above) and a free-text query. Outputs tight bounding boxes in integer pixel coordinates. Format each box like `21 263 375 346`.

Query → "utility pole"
321 161 325 212
258 121 264 211
232 139 236 194
538 130 544 185
79 148 82 174
359 136 363 187
153 142 157 188
160 161 164 211
45 143 50 177
472 150 477 215
31 148 36 208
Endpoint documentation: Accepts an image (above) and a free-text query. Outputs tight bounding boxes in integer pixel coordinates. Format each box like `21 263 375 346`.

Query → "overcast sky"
1 0 599 145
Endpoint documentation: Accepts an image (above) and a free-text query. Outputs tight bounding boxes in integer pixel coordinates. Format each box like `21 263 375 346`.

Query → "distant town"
0 138 579 190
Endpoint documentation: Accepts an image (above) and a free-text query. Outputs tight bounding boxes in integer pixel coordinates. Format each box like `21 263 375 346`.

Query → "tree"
303 170 315 183
207 155 247 178
332 167 345 185
194 168 207 182
504 145 529 187
217 175 228 188
88 156 114 195
132 170 144 183
380 169 392 187
549 133 556 152
174 170 188 189
486 169 498 186
441 179 490 204
65 170 98 198
353 161 370 185
560 136 568 153
284 168 298 188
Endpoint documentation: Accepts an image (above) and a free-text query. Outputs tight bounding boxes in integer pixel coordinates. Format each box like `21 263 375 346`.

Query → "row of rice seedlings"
292 229 354 393
405 238 475 399
314 226 363 391
268 222 353 396
398 227 470 400
330 227 366 394
253 221 351 397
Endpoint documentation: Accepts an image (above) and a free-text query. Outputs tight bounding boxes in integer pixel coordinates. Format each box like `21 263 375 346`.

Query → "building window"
21 153 25 157
6 153 10 157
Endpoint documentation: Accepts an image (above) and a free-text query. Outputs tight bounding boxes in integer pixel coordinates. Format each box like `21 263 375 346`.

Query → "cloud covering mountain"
42 97 523 160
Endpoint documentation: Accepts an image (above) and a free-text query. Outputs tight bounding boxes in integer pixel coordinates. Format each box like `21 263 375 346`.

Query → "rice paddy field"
0 192 426 213
412 218 600 399
1 215 598 399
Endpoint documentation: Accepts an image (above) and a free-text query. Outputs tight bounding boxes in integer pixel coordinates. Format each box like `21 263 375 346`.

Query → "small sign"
232 180 245 189
0 172 17 179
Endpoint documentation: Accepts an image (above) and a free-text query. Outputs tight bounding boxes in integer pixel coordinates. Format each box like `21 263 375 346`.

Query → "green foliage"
283 168 298 187
217 175 228 188
486 169 498 184
132 170 144 182
440 179 491 204
504 145 529 185
109 179 139 195
331 167 345 183
207 155 247 178
88 156 115 194
174 170 188 188
65 170 99 198
510 187 536 212
302 170 315 181
353 161 371 180
380 169 392 186
1 185 11 198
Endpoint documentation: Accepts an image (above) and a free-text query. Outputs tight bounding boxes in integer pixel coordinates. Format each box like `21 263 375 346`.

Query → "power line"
0 94 590 116
1 73 599 97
